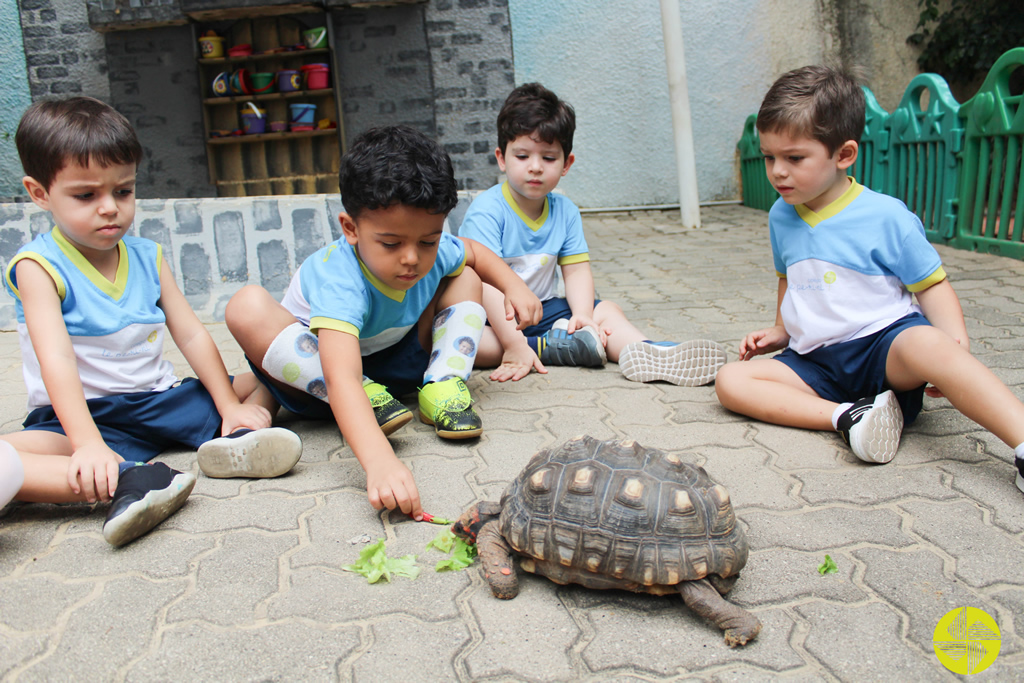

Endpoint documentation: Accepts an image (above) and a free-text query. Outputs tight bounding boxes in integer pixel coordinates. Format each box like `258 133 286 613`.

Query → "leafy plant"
427 528 478 572
907 0 1024 90
342 539 420 583
818 554 838 575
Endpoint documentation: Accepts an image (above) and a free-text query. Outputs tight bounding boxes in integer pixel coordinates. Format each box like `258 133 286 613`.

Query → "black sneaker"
836 390 903 464
364 380 413 436
102 463 196 547
197 427 302 478
1015 457 1024 494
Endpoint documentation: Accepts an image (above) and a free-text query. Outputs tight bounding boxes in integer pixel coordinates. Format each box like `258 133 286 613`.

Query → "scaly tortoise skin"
453 435 761 647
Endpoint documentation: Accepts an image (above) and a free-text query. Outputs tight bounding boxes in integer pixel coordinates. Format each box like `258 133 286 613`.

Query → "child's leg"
0 441 24 507
886 326 1024 449
225 285 311 373
715 358 836 430
593 300 646 362
417 268 486 438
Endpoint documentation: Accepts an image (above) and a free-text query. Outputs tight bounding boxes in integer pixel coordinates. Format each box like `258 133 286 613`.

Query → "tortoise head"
452 501 501 544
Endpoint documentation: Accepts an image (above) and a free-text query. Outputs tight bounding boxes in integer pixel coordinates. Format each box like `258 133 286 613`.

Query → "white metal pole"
659 0 701 228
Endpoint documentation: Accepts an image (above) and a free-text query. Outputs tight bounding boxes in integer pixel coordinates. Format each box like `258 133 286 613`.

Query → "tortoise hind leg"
476 520 519 599
678 578 762 647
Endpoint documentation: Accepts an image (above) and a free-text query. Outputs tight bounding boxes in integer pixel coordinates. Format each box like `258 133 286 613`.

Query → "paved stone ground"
1 205 1023 681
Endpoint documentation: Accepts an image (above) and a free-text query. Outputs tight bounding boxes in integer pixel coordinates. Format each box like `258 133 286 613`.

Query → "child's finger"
107 461 119 498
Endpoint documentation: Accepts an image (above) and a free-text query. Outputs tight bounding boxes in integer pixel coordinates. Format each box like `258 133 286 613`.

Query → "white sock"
423 301 486 384
0 441 24 507
262 323 329 401
1015 442 1024 460
831 403 853 430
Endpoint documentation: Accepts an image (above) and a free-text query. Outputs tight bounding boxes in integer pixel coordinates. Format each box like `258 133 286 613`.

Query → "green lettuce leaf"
426 529 478 572
342 539 420 583
818 554 838 575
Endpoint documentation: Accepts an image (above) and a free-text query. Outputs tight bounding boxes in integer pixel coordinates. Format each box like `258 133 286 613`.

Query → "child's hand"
739 326 790 360
566 315 607 346
219 402 273 436
503 284 543 330
68 442 123 502
491 345 548 382
365 457 423 520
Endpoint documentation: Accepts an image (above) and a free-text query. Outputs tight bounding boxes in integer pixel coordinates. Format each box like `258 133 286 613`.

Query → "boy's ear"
22 176 50 210
338 211 359 245
494 147 506 172
560 152 575 177
836 140 858 170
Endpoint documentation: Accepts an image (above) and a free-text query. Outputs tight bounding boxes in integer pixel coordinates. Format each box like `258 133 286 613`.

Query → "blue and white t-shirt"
459 182 589 301
5 229 177 411
280 233 467 355
770 180 946 354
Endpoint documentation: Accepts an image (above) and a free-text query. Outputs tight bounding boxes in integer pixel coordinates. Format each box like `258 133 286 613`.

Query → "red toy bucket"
301 63 330 90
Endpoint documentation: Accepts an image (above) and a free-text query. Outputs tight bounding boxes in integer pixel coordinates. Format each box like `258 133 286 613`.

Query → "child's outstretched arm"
739 278 791 360
16 260 122 502
318 328 423 518
560 261 602 338
459 237 543 330
158 262 271 435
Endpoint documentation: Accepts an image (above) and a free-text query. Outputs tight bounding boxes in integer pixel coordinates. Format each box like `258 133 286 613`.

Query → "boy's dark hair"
497 83 576 158
15 96 143 190
756 65 865 155
339 125 458 220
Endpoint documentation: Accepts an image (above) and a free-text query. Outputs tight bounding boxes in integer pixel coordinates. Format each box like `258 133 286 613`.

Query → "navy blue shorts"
496 297 602 337
248 325 431 417
773 312 931 425
22 377 222 463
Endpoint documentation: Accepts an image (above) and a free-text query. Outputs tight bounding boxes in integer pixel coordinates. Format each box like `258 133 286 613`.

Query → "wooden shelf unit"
194 15 344 197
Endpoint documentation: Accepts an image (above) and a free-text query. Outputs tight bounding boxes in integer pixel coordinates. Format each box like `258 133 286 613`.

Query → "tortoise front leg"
678 578 762 647
476 519 518 599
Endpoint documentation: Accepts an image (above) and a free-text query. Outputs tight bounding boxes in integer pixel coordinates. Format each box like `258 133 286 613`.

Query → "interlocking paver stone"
2 206 1023 680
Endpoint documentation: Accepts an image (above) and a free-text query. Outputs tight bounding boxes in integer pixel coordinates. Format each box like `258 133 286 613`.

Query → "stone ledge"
0 192 475 330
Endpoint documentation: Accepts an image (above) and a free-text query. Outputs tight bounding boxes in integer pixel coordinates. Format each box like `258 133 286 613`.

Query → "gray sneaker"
836 391 903 464
539 319 607 367
619 340 726 386
197 427 302 478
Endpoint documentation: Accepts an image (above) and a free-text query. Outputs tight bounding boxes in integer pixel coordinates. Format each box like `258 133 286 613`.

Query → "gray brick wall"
425 0 514 191
105 25 216 198
20 0 111 100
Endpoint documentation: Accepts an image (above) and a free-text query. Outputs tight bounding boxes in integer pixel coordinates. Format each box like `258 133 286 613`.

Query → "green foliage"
427 529 478 572
817 554 838 575
907 0 1024 87
342 539 420 583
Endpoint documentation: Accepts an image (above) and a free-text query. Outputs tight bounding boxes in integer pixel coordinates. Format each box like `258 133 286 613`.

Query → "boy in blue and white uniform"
716 66 1024 494
225 125 542 521
460 83 727 385
2 97 302 546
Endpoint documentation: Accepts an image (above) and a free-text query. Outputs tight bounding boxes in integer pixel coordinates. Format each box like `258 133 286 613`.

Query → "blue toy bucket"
289 103 316 125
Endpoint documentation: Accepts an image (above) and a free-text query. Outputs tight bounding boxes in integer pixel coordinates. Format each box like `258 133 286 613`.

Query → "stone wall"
0 193 476 331
19 0 111 100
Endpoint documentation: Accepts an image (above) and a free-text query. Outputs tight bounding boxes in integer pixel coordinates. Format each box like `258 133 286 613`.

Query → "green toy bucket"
303 27 328 49
250 72 275 94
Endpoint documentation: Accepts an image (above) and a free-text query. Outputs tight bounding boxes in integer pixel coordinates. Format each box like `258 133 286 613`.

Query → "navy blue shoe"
102 462 195 547
540 319 607 367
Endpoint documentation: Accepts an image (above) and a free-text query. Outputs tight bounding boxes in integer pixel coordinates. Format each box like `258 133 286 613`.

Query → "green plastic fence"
951 47 1024 258
885 74 962 243
737 114 778 211
852 86 889 193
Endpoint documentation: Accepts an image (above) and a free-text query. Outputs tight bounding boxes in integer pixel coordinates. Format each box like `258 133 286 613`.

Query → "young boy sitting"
224 125 542 520
2 97 303 546
458 83 727 384
715 65 1024 493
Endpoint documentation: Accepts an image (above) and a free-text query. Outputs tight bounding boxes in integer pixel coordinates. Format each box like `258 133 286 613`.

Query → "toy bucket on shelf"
240 103 266 135
289 103 316 131
269 121 288 133
301 63 330 90
250 72 275 94
229 69 251 95
277 69 300 92
302 27 328 49
228 43 253 58
211 72 230 97
198 34 224 58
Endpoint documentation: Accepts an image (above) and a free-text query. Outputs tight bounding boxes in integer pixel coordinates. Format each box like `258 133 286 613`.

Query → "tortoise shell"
498 435 748 593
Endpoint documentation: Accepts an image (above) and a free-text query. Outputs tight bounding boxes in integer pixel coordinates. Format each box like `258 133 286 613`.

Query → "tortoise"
453 435 761 647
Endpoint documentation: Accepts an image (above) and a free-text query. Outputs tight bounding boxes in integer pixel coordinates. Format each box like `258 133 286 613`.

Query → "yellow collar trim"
354 244 405 303
796 177 863 227
502 182 548 231
52 227 128 299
